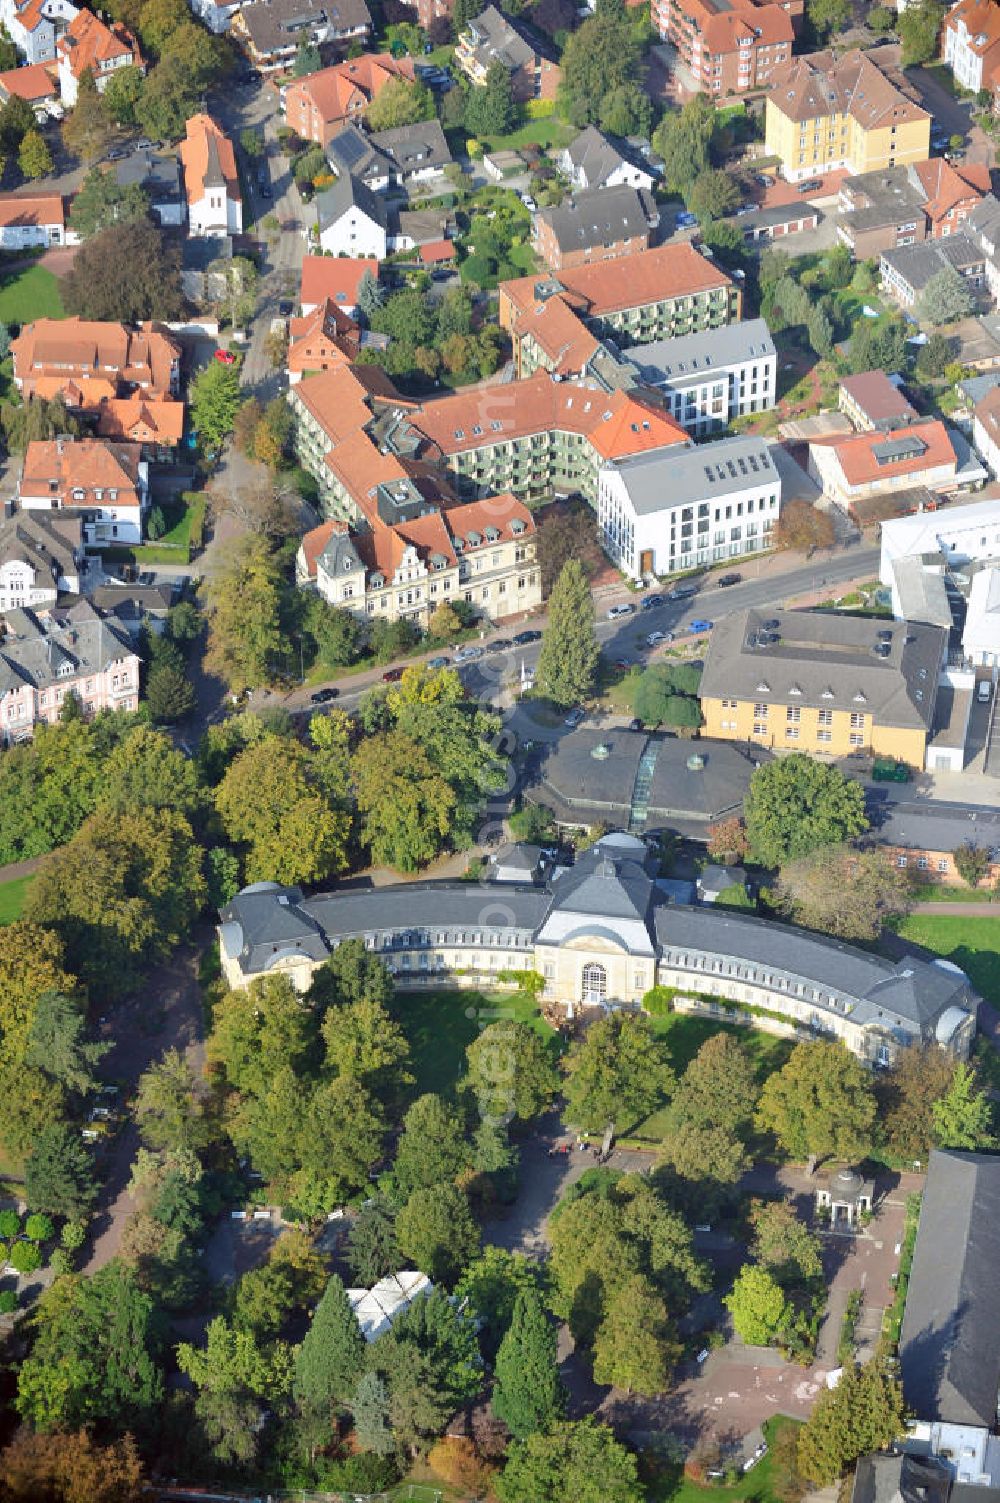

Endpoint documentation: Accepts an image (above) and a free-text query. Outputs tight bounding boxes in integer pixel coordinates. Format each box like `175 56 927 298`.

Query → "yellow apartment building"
698 608 947 768
765 49 931 183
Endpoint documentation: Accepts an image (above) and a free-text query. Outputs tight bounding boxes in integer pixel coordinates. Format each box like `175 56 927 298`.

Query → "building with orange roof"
92 397 185 459
656 0 797 97
56 7 141 106
0 60 60 110
765 48 931 183
12 317 181 403
1 0 77 68
943 0 1000 93
300 254 378 315
499 242 741 359
284 53 416 148
287 300 360 384
180 114 242 237
807 420 961 507
0 192 69 250
296 489 540 627
18 437 149 544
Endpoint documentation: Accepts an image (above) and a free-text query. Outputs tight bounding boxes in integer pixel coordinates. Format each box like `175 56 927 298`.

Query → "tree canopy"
536 558 600 708
755 1041 877 1168
744 756 868 867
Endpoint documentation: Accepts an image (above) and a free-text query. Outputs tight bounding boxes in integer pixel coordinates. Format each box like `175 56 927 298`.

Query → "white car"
978 679 993 703
646 630 667 647
607 603 635 619
455 645 484 663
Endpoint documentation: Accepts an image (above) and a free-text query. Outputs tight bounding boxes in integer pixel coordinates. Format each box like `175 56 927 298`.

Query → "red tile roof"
419 239 456 264
0 193 64 229
285 53 415 129
300 255 378 311
0 62 59 101
20 438 144 506
818 419 956 486
288 299 359 375
501 241 735 321
180 113 240 208
57 8 140 79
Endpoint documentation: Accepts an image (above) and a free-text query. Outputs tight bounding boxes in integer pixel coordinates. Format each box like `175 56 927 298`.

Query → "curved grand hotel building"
219 833 976 1065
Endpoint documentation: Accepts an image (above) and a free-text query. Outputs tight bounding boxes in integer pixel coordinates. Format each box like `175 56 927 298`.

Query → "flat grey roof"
868 796 1000 856
627 317 775 388
900 1149 1000 1426
881 233 984 293
891 555 954 629
607 434 779 516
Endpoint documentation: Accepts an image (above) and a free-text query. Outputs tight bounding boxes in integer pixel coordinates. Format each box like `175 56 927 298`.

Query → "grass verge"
394 985 557 1100
889 913 1000 1005
0 876 31 926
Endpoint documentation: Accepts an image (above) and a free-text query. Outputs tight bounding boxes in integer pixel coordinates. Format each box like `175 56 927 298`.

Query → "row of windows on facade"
661 950 856 1013
332 928 535 951
343 573 533 608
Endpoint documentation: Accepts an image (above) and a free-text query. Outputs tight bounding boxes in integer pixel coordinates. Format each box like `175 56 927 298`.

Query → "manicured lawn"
0 876 31 926
0 263 64 323
890 914 1000 1006
481 116 577 153
912 885 998 904
630 1013 794 1142
395 986 558 1100
649 1416 803 1503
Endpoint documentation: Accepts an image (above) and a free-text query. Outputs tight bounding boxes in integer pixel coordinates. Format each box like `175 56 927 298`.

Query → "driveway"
906 66 995 168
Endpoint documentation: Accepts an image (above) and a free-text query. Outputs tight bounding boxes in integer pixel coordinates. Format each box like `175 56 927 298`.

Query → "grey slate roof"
315 171 388 232
899 1149 1000 1425
549 835 654 922
0 510 81 590
537 184 656 254
326 123 394 185
853 1455 958 1503
237 0 371 55
966 191 1000 254
115 150 182 203
699 607 946 731
461 4 553 71
625 317 775 390
881 233 985 294
868 796 1000 860
371 119 451 176
303 882 550 938
606 435 779 516
0 599 135 697
563 126 630 190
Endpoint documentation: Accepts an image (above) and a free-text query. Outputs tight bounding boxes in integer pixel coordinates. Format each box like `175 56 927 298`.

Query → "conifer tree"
492 1288 565 1439
293 1274 365 1420
535 559 600 709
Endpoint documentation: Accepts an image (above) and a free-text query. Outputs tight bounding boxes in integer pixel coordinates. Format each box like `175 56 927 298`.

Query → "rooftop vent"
591 742 611 760
686 753 705 772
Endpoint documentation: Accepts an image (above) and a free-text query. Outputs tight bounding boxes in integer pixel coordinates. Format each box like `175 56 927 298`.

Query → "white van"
978 680 993 704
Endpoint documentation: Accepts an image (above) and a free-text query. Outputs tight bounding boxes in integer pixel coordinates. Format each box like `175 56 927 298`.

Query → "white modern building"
879 496 1000 587
962 566 1000 666
623 319 777 436
598 434 781 581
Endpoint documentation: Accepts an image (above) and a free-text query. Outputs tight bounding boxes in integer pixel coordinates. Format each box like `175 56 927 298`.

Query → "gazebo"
815 1166 875 1226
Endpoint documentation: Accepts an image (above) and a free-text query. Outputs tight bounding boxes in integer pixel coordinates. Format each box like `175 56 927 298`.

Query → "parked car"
614 657 633 670
978 679 993 703
675 210 697 228
214 348 236 364
753 173 772 189
797 178 822 193
310 687 338 704
628 717 644 731
382 667 404 682
135 137 154 150
641 593 663 610
278 298 293 315
607 602 635 619
688 619 714 633
564 706 585 727
646 630 668 646
427 655 450 668
666 583 697 600
454 645 484 662
106 147 127 161
513 629 542 645
716 572 742 587
486 637 513 653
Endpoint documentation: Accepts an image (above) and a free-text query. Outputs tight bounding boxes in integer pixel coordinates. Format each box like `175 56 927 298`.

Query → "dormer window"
511 518 525 534
755 681 770 693
821 688 834 699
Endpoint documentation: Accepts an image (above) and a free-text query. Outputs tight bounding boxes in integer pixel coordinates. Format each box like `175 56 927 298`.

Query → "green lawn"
912 885 998 905
395 986 558 1100
0 876 31 926
481 116 577 153
0 263 64 323
890 914 1000 1005
630 1014 794 1142
649 1416 803 1503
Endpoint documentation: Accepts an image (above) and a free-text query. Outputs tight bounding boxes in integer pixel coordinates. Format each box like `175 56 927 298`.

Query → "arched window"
581 962 607 1004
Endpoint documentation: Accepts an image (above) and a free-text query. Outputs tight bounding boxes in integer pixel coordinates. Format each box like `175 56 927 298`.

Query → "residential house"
899 1149 1000 1423
0 60 61 116
188 0 245 33
880 232 987 309
0 0 76 66
839 371 919 432
0 193 69 249
765 49 931 183
217 833 976 1070
287 298 360 383
942 0 1000 94
18 438 149 545
180 114 242 237
0 599 140 743
56 7 141 106
837 159 990 260
808 421 961 506
12 317 181 402
391 207 452 252
299 253 377 315
500 242 742 360
0 510 84 612
656 0 796 97
115 148 184 227
623 318 777 434
92 397 185 459
532 185 658 273
869 798 1000 884
315 172 387 257
283 51 411 145
455 5 560 102
966 192 1000 304
597 435 781 580
296 490 541 627
559 126 656 192
699 606 948 767
232 0 371 71
325 118 452 191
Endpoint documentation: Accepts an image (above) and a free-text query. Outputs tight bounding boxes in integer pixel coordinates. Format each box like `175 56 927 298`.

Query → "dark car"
382 667 404 682
628 717 644 731
278 298 293 315
641 594 664 610
486 637 513 653
258 177 272 199
513 629 542 645
716 572 742 587
310 687 338 704
797 178 823 193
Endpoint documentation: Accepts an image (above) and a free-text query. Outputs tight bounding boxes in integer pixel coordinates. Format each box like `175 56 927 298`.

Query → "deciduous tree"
0 1429 144 1503
897 0 946 66
918 266 973 326
366 78 435 130
62 217 183 321
215 735 351 885
877 1043 956 1159
797 1360 906 1483
750 1199 823 1286
497 1417 643 1503
953 841 991 887
204 537 290 693
465 1019 559 1124
396 1183 480 1285
725 1264 790 1346
351 729 456 871
773 499 836 552
593 1273 678 1395
18 129 53 179
755 1041 877 1169
931 1062 997 1150
773 844 912 941
69 166 149 238
744 755 868 868
563 1013 675 1133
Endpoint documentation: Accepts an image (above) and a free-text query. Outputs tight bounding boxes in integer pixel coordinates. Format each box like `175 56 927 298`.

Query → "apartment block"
11 317 180 403
0 600 140 744
532 185 657 272
838 159 990 260
598 435 781 581
942 0 1000 94
765 48 930 183
656 0 797 97
699 607 947 767
455 5 560 102
623 318 777 434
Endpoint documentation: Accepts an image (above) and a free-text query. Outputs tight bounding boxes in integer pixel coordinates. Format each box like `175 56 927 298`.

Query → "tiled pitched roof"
0 193 64 229
770 48 930 129
288 299 360 375
286 52 413 126
815 419 956 486
94 397 185 444
945 0 1000 58
12 318 179 398
21 438 144 505
57 9 139 78
501 241 735 321
300 254 378 310
299 518 348 579
180 114 240 207
0 61 59 100
912 156 988 222
516 292 600 374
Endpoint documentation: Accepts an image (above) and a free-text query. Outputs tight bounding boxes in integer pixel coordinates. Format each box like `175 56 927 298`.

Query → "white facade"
0 558 59 612
188 0 243 31
189 184 242 236
963 566 1000 666
19 469 149 546
943 14 987 93
0 212 67 250
2 0 77 63
630 320 777 437
598 437 781 581
879 496 1000 585
317 204 387 258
